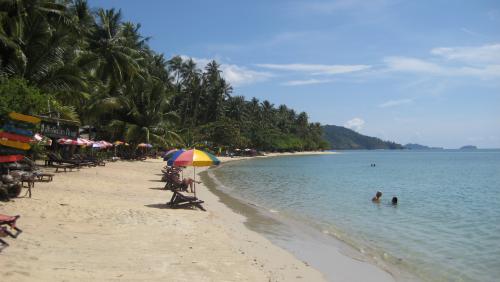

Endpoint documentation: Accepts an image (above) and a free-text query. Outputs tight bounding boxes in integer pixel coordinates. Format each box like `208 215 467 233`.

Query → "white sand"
0 153 395 282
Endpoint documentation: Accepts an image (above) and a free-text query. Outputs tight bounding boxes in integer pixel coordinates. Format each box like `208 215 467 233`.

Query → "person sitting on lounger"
182 178 202 193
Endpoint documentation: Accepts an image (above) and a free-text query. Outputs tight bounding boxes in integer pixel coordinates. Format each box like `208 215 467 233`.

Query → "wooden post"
193 166 196 198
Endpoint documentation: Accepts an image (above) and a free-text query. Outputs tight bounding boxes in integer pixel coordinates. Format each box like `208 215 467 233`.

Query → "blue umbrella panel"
165 149 185 166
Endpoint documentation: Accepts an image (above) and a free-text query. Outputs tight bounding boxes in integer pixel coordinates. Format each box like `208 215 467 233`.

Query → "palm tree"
225 95 247 122
202 60 232 122
0 0 85 93
82 8 142 89
261 100 275 127
105 79 181 146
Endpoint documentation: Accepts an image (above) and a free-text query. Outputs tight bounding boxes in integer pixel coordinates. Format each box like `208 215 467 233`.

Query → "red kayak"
0 155 24 163
0 131 32 143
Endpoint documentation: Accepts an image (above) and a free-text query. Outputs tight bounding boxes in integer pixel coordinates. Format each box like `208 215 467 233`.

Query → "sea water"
210 150 500 282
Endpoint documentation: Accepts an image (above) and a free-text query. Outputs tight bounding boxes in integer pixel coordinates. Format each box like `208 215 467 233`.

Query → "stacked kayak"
0 112 41 163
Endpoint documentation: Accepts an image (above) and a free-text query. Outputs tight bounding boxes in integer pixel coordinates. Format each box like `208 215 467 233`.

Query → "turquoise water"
211 151 500 282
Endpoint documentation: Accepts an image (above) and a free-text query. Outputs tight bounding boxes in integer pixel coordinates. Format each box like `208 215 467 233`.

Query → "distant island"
459 145 478 150
404 143 444 150
322 125 403 150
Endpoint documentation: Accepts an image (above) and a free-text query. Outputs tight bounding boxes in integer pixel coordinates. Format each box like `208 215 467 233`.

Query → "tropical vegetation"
322 125 403 150
0 0 329 151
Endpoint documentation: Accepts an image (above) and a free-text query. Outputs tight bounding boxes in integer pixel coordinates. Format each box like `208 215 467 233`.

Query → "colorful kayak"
0 139 30 150
4 120 37 130
2 124 33 137
0 131 32 143
0 146 26 156
8 112 41 124
0 155 24 163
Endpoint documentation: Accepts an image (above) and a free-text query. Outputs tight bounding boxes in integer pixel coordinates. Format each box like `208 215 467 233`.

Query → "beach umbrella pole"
193 166 196 198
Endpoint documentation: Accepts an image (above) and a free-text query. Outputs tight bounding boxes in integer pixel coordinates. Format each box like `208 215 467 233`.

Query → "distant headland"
404 143 444 150
322 125 402 150
459 145 478 150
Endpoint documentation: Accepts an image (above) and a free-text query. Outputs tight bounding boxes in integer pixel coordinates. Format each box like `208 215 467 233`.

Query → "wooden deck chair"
167 191 206 211
0 214 22 238
0 227 10 251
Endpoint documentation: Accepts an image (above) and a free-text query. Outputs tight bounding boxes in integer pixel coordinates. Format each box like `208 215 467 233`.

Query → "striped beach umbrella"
172 149 220 167
137 143 152 148
93 140 113 149
58 138 88 146
172 149 221 197
77 138 93 146
57 138 75 145
163 149 183 162
164 148 178 157
101 140 113 148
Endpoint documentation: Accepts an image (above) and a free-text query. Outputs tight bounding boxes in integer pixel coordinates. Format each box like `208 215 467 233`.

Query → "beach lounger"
34 172 54 182
0 214 22 238
47 152 89 168
0 227 10 251
167 191 206 211
52 164 78 172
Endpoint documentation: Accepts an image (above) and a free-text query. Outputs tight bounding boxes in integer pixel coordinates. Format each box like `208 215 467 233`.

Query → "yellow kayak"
8 112 41 124
0 139 31 150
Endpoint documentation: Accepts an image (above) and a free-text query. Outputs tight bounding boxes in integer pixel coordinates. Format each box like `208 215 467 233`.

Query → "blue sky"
90 0 500 148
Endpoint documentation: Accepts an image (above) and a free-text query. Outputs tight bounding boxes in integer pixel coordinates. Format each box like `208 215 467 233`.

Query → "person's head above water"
372 191 382 202
392 197 398 205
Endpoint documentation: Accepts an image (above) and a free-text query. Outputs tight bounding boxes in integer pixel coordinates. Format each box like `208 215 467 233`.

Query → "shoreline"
205 152 406 282
0 155 324 281
0 151 396 281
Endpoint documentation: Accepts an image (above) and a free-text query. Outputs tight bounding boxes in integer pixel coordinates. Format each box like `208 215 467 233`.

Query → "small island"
404 143 444 150
459 145 478 150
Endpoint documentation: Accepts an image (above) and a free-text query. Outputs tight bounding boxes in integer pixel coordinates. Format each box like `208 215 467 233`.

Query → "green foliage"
198 118 247 149
0 78 48 115
0 0 330 152
322 125 403 150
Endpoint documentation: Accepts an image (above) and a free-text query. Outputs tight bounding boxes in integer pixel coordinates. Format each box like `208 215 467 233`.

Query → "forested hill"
322 125 403 150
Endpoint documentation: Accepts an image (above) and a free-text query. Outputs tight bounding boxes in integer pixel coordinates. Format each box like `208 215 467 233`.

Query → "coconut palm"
0 0 85 93
105 79 181 146
82 8 142 89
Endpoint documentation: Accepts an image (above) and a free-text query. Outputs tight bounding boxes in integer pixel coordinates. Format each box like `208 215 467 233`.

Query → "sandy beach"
0 153 395 282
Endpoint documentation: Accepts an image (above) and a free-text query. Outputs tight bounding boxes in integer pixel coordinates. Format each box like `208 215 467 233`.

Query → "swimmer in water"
372 191 382 203
391 196 398 205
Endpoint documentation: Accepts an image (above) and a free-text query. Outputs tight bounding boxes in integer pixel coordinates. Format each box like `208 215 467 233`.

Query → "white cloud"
384 56 500 78
255 63 371 75
222 64 272 86
282 79 333 86
460 28 484 37
379 98 413 108
345 117 365 131
299 0 391 14
384 57 444 74
431 43 500 64
180 55 272 86
383 43 500 79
